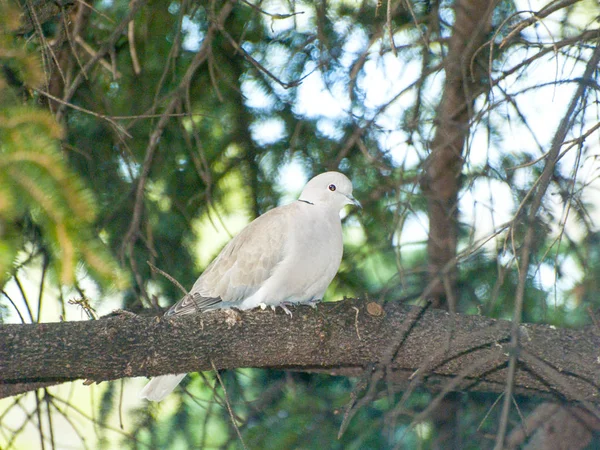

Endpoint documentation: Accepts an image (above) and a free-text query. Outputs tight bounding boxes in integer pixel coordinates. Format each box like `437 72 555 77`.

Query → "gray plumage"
140 171 359 401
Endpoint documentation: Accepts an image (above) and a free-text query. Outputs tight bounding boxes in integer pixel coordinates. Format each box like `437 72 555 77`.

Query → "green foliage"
0 2 123 289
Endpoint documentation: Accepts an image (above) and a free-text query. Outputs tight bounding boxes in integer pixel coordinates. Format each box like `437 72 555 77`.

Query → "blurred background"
1 0 599 448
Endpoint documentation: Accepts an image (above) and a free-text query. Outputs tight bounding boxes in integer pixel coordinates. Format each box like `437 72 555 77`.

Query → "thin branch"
211 360 248 450
56 0 147 121
494 43 600 449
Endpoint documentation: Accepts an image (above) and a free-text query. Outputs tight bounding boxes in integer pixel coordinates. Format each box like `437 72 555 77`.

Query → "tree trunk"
420 0 497 445
422 0 495 308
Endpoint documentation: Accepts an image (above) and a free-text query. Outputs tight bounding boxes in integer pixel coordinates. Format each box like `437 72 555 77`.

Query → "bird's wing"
164 293 221 316
165 204 293 316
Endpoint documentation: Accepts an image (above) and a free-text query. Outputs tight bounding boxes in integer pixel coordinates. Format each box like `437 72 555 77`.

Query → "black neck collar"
298 199 314 205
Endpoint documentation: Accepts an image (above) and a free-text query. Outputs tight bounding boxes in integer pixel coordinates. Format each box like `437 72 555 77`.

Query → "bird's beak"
345 194 362 209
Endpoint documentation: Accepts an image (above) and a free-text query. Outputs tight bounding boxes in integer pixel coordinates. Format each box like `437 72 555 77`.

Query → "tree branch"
1 300 599 402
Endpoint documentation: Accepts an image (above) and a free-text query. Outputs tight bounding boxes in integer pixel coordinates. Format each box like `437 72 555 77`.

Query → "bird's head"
299 172 361 211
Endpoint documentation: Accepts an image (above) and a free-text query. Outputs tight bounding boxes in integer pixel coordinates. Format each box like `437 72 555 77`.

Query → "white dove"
140 171 360 401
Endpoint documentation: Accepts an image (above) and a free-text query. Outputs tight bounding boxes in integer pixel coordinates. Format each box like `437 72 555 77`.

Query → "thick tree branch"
1 300 599 402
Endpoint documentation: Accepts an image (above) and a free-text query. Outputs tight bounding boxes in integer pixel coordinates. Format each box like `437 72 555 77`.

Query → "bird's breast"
291 211 342 257
275 210 343 299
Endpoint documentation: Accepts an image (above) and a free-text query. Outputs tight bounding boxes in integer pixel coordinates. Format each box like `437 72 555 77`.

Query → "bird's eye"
328 184 336 192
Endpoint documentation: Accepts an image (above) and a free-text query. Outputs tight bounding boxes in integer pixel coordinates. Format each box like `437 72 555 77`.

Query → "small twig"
34 88 131 138
217 26 307 89
338 365 381 439
25 0 66 86
1 290 27 324
239 0 304 20
118 379 125 430
387 0 397 56
146 261 187 296
68 296 98 320
73 35 120 78
477 392 505 431
352 306 362 341
499 0 580 48
112 112 213 120
60 5 88 83
127 2 142 75
77 0 116 24
210 360 248 450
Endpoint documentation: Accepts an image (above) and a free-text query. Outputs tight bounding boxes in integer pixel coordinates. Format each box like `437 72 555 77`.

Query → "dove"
140 171 360 401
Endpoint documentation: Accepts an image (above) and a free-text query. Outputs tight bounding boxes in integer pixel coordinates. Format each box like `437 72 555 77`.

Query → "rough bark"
1 299 599 404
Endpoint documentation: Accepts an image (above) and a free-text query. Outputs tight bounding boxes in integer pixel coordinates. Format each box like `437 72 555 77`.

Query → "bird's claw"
280 304 293 317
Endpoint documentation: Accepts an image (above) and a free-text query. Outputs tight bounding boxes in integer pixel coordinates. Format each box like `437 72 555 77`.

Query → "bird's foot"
307 299 321 309
280 303 294 317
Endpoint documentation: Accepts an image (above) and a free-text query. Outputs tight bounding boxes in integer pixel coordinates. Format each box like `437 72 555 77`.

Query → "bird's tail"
140 374 187 401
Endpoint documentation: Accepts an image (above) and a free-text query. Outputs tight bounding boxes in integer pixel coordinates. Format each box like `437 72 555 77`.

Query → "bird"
140 171 360 401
